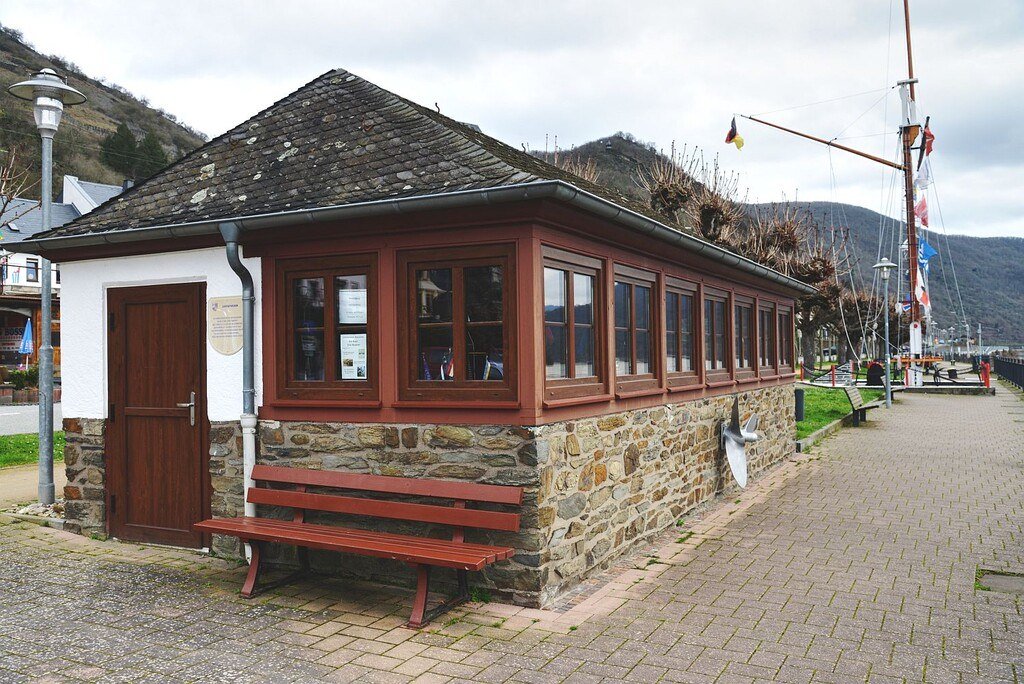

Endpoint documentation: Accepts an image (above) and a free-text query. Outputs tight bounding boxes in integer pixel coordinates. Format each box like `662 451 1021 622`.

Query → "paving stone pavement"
1 386 1022 683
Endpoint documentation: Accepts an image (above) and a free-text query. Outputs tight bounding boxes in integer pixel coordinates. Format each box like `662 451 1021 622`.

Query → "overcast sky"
3 1 1022 237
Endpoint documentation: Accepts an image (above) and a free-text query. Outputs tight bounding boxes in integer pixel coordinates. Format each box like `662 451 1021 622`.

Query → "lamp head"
872 257 895 281
8 68 87 137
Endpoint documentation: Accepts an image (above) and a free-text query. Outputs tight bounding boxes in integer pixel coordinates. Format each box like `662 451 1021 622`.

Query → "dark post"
795 388 805 422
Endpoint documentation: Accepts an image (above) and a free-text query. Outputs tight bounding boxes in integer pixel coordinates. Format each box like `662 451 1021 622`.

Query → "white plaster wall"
59 247 262 421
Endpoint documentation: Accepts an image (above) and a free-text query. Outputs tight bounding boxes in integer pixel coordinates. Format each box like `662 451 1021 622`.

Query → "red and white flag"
915 268 930 309
914 194 929 227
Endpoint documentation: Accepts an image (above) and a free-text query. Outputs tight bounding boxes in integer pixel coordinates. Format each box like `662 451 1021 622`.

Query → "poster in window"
340 333 367 380
338 290 367 324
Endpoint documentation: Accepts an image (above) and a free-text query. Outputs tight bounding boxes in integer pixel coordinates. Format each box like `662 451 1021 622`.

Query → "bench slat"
247 487 521 532
198 517 509 565
194 517 512 570
843 386 864 409
251 465 523 505
238 517 515 558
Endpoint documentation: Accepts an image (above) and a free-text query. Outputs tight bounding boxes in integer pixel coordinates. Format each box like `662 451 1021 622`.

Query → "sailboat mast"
903 0 917 99
900 0 923 365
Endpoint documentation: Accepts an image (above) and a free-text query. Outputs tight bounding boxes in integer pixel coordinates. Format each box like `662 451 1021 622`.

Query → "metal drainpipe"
218 222 256 562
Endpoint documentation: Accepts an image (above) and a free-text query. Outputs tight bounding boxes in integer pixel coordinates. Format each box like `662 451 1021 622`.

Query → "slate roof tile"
37 68 672 241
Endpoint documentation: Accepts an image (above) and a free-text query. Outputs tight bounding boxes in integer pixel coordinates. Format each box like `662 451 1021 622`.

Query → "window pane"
634 286 650 330
714 301 726 370
614 282 630 329
467 324 503 381
418 269 452 323
295 330 325 381
615 329 632 375
735 305 746 368
544 268 566 323
465 265 503 322
681 295 694 371
704 299 715 370
573 273 594 325
574 325 595 377
418 325 454 380
293 277 324 328
666 292 679 373
636 330 651 374
666 331 679 372
545 324 567 379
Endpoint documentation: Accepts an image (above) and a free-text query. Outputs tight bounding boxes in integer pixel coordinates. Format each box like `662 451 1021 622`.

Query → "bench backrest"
247 465 522 534
843 386 864 409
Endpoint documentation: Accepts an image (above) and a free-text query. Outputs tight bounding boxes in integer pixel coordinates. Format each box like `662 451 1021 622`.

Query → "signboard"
338 289 367 324
208 296 244 355
339 333 367 380
0 326 24 353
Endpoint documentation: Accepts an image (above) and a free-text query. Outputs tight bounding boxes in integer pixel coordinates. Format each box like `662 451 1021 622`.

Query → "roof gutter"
14 180 815 295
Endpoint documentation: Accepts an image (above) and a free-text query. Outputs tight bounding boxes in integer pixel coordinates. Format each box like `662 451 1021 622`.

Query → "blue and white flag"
18 318 33 356
918 238 938 273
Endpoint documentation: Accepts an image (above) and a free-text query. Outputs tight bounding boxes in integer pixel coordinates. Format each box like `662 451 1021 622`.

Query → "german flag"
725 117 744 150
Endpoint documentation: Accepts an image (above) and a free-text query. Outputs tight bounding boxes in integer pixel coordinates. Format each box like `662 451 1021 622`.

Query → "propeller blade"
724 435 748 488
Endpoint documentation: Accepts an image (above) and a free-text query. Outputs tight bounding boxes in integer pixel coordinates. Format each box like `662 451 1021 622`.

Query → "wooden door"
107 283 208 547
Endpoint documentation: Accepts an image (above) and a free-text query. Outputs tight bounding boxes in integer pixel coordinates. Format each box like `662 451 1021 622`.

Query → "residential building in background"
0 175 123 370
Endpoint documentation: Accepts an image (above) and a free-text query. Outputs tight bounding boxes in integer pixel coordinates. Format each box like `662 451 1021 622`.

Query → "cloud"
2 0 1021 237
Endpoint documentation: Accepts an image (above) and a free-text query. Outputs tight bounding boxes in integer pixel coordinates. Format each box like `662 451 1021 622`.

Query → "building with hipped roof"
14 69 812 607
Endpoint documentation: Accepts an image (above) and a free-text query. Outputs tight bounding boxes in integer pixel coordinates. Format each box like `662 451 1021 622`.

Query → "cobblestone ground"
1 386 1022 683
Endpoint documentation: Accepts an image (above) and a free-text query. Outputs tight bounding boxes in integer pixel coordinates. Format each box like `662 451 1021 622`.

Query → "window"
704 291 729 379
778 309 794 369
542 248 604 402
734 301 754 373
399 244 516 402
26 259 39 283
276 254 377 402
613 266 658 393
665 277 699 388
758 305 776 370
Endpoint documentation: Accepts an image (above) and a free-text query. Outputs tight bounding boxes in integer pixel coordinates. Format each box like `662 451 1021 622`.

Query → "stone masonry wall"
207 384 793 608
534 384 794 604
61 418 107 537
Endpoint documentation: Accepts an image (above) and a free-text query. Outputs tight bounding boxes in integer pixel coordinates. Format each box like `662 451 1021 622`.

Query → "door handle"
176 391 196 426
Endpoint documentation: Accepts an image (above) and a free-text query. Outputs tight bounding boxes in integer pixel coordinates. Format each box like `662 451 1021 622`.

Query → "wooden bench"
194 465 523 628
843 386 880 426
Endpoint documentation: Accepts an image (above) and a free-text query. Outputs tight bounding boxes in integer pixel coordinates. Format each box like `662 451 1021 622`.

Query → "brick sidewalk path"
1 388 1022 683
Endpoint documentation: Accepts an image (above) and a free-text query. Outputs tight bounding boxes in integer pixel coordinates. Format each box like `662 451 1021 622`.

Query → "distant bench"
194 465 523 628
843 386 881 426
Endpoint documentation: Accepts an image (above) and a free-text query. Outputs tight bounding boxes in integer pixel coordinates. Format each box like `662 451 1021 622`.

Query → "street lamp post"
8 69 86 505
873 257 897 409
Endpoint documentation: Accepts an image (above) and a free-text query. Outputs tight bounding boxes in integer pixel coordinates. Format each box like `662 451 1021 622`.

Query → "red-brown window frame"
613 264 660 396
703 287 731 384
758 302 777 374
778 306 795 371
665 276 700 390
733 295 756 380
274 253 379 403
542 247 607 403
397 243 518 404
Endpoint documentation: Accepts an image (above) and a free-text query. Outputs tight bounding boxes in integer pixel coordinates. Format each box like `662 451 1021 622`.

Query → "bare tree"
688 154 744 242
557 156 601 185
0 144 36 224
634 143 699 223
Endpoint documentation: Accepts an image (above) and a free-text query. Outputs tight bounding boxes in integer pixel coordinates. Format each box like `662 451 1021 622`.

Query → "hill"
0 23 205 197
794 201 1024 344
541 133 1024 343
